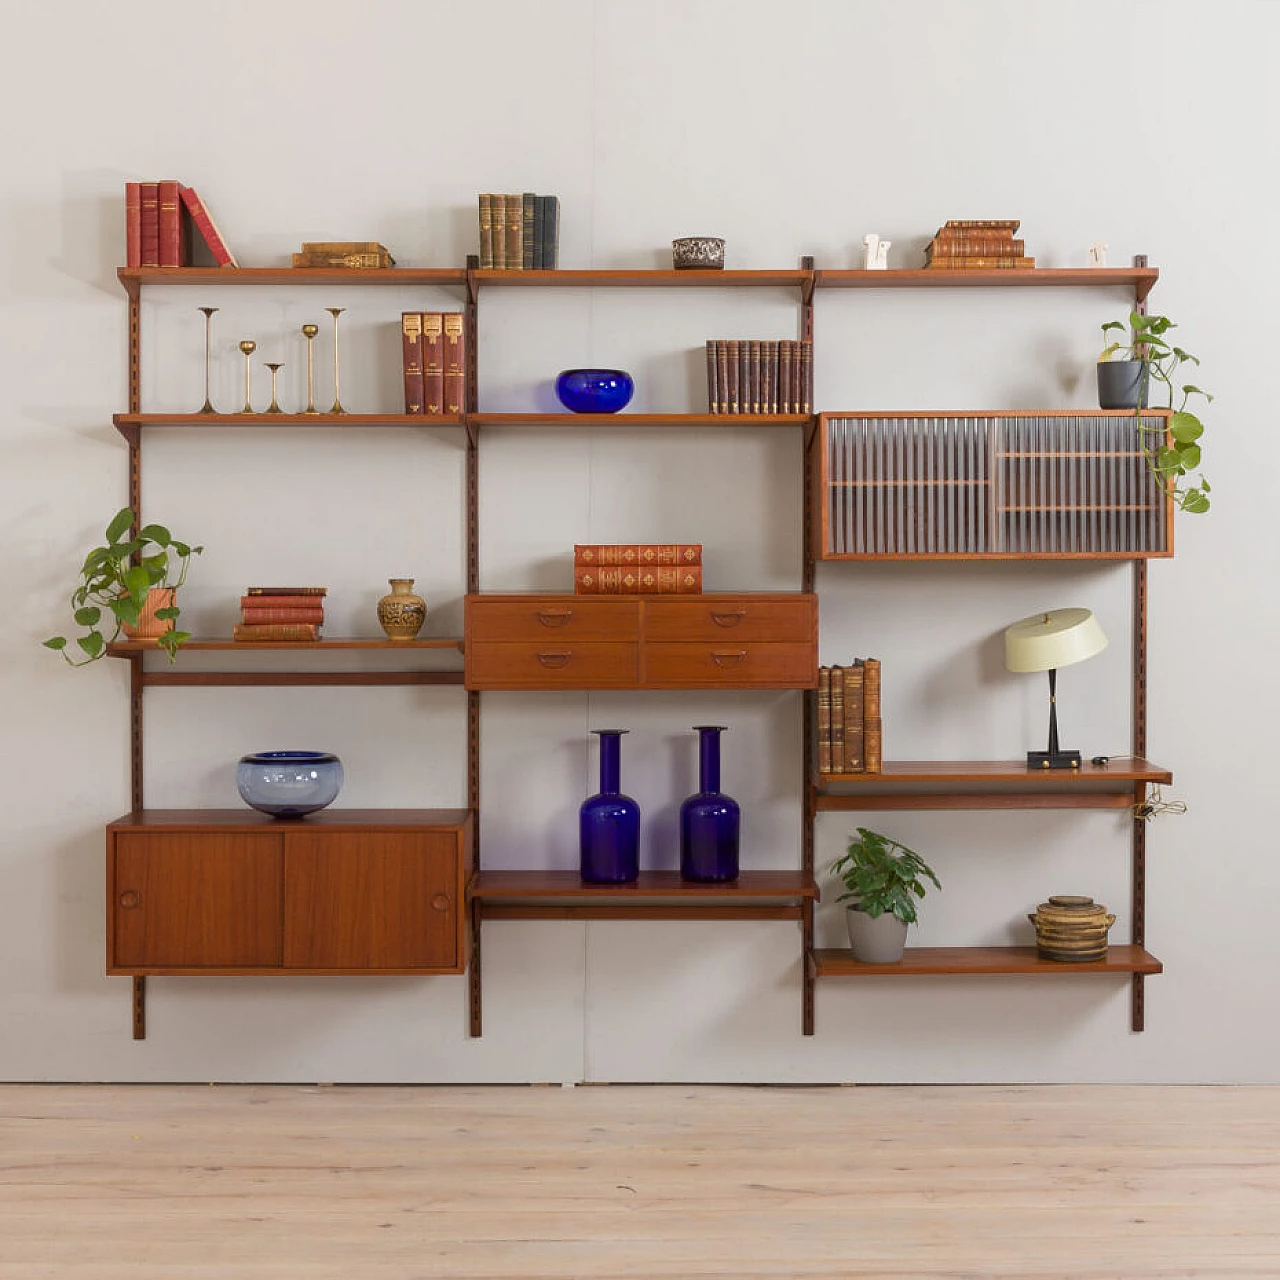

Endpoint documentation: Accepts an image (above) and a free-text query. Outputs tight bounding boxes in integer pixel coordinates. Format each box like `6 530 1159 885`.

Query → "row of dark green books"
477 193 559 269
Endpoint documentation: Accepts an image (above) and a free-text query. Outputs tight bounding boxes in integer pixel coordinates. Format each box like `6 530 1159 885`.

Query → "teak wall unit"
110 257 1168 1041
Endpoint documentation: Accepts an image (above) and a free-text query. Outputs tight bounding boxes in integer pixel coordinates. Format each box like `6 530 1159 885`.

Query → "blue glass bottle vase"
680 725 740 882
579 729 640 884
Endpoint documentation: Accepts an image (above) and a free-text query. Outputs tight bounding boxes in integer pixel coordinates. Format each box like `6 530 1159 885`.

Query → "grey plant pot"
845 906 909 963
1097 359 1150 410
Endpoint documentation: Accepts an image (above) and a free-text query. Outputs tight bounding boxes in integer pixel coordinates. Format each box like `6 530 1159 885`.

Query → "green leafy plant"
1099 310 1212 514
44 507 203 665
830 827 941 924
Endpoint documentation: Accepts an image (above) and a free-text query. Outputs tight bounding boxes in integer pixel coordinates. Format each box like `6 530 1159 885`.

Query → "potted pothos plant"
1098 310 1211 514
830 827 941 964
44 507 203 665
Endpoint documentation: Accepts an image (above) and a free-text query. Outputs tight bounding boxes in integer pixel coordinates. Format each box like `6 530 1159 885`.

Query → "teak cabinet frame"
112 257 1168 1041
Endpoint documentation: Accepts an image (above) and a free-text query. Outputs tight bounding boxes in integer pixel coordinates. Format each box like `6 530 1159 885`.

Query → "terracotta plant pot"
121 587 175 640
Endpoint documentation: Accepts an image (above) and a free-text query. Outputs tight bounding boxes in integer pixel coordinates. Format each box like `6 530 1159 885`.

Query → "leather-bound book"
179 186 238 266
843 662 865 772
763 340 777 414
574 543 702 566
125 182 141 267
726 340 740 413
240 592 327 607
863 657 881 719
401 312 424 414
245 586 327 596
240 605 327 625
801 340 813 413
522 193 536 269
817 667 831 774
478 194 494 269
715 340 729 414
778 342 793 414
504 194 522 270
443 312 466 413
863 658 882 772
539 195 559 268
738 342 751 416
158 181 184 266
422 312 445 415
532 196 545 269
636 566 703 593
748 340 762 414
943 218 1020 230
829 664 845 772
232 623 321 642
139 183 160 267
491 196 507 269
706 341 718 413
927 256 1035 270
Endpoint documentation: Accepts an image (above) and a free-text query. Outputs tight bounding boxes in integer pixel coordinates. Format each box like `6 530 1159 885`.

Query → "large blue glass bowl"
555 368 634 414
236 750 344 818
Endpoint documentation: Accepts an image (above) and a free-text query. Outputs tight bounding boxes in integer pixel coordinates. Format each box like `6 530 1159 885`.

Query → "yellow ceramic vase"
376 578 427 641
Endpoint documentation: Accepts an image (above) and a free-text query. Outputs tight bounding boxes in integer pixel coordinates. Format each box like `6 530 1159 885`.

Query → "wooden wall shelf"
112 413 464 435
811 945 1163 978
814 267 1158 302
108 638 463 652
116 266 467 300
814 758 1171 810
470 870 817 921
468 413 809 428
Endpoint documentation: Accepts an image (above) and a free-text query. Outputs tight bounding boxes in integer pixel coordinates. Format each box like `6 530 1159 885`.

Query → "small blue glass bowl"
236 750 344 818
555 368 634 414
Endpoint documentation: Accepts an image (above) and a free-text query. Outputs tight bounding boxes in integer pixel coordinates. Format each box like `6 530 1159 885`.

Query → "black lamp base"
1026 749 1082 770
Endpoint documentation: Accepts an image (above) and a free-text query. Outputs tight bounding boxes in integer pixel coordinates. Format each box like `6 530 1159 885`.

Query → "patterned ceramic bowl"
672 237 725 270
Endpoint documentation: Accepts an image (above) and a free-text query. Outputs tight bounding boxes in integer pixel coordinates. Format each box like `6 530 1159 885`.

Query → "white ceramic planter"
845 906 908 963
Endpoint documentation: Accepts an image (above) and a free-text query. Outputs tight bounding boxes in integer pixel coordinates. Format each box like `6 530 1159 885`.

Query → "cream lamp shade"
1005 607 1108 674
1004 607 1108 770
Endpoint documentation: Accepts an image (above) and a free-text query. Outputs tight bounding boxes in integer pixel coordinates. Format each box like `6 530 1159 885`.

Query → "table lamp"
1004 607 1108 770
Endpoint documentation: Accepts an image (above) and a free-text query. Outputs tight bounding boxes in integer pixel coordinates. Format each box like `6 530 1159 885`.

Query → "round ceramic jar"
1028 895 1116 962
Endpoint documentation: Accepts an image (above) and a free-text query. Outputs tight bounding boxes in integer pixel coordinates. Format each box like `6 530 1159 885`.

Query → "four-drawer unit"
107 809 473 975
465 593 818 690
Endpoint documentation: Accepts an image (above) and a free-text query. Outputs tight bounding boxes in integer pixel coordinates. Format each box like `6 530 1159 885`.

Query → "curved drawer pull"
536 608 574 628
711 650 747 667
709 609 747 628
118 890 141 909
431 893 452 912
536 650 573 669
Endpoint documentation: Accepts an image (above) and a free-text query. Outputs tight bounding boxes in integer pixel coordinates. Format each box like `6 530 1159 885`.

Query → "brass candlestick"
238 340 257 413
301 323 319 414
197 306 219 413
326 307 346 414
264 362 284 413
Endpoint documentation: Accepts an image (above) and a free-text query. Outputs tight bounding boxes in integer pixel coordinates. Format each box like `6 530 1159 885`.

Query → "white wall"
2 0 1275 1083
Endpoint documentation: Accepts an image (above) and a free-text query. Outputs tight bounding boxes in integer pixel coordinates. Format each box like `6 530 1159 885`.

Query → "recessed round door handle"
536 651 572 669
430 893 451 912
711 650 747 667
118 891 141 909
709 609 747 627
536 609 574 628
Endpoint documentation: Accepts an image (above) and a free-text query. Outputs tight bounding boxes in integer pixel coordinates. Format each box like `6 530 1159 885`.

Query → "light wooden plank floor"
2 1084 1279 1278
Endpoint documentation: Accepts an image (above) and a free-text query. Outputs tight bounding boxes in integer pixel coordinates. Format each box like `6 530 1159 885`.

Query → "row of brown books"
292 241 395 269
705 340 813 415
232 587 326 642
478 193 560 270
401 313 467 415
574 543 702 567
125 181 237 267
818 660 882 774
574 566 703 594
925 219 1034 270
